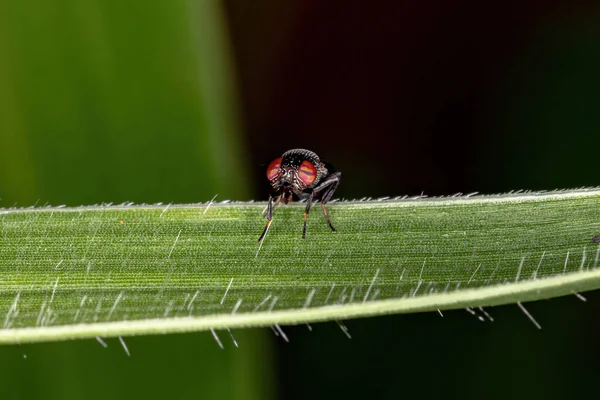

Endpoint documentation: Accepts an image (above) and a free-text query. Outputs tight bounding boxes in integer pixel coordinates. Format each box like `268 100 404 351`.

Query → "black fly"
259 149 341 242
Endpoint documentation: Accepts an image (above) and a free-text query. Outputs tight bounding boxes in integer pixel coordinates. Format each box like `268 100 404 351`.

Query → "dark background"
228 1 600 199
224 1 600 398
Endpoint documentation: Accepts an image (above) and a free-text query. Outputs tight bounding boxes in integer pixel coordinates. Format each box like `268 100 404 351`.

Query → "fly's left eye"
298 160 317 186
266 157 282 181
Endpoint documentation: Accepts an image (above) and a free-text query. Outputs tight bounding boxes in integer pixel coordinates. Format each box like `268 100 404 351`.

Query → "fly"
259 149 341 242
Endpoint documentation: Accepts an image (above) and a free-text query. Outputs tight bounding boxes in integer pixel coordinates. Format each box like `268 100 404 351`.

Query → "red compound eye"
298 160 317 186
266 157 282 181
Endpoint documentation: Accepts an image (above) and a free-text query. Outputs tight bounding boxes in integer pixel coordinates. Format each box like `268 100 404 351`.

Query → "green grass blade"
1 189 599 344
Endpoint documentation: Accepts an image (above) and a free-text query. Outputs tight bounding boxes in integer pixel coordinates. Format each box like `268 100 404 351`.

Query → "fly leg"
302 190 315 239
258 195 275 242
313 172 341 232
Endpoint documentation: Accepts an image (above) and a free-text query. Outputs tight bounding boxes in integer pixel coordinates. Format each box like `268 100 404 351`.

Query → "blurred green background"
1 0 600 399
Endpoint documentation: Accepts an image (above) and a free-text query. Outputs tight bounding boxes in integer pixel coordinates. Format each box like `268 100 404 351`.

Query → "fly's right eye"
266 157 282 181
